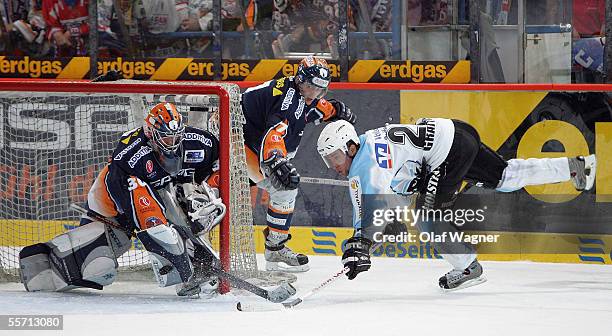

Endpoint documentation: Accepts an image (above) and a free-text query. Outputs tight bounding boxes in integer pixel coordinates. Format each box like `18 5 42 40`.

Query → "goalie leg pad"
19 243 66 292
19 222 130 292
137 224 193 287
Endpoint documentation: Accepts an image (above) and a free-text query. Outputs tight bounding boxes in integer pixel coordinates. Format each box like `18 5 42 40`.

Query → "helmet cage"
149 121 185 155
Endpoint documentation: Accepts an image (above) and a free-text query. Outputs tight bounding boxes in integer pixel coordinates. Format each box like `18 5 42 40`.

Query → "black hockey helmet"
295 56 331 99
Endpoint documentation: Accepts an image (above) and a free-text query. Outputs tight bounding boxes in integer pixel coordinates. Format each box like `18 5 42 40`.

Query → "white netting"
0 80 291 286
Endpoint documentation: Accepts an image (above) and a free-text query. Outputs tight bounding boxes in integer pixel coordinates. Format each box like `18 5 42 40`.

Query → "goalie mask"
295 56 331 100
144 102 185 175
317 120 359 169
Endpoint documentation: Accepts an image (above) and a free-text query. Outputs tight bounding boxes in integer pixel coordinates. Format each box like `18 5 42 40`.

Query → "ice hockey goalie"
19 102 226 297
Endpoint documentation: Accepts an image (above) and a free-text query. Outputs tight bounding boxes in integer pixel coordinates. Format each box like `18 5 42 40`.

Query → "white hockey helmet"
317 120 360 168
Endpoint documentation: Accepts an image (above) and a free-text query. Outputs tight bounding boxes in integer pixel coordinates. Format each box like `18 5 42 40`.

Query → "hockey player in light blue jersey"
317 119 596 291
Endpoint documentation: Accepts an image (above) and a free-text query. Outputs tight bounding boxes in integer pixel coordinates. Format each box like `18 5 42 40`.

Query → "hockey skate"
176 275 219 298
176 235 220 298
264 228 309 273
439 259 487 291
569 155 596 191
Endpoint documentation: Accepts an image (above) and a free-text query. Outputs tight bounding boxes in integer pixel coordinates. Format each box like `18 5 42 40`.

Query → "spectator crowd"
0 0 395 59
0 0 607 84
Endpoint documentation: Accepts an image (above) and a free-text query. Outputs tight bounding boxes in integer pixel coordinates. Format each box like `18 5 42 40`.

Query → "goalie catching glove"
178 182 226 234
262 153 300 190
342 236 372 280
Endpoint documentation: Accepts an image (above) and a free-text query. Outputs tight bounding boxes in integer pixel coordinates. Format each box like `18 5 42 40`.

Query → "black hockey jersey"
86 126 219 231
242 76 338 163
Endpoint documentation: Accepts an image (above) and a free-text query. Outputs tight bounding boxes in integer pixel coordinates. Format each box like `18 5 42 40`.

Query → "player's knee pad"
19 222 131 292
268 188 297 211
136 224 194 287
266 188 297 230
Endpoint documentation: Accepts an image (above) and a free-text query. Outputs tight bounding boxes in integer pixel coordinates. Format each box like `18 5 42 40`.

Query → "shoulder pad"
271 77 291 97
113 128 146 162
119 128 142 145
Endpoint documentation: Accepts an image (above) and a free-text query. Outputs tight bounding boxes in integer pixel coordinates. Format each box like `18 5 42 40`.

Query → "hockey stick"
237 242 383 311
279 265 352 308
300 176 349 187
69 203 296 303
236 267 350 311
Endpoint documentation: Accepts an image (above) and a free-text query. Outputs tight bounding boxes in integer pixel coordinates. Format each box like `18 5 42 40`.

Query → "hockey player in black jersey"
242 56 356 272
19 102 226 297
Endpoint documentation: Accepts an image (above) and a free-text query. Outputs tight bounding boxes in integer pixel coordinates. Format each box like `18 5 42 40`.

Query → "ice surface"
1 255 611 336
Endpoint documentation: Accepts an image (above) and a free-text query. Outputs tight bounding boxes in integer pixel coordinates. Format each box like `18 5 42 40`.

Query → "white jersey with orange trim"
86 126 219 231
347 118 454 230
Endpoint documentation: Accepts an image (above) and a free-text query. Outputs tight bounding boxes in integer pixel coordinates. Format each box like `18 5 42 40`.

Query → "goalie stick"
69 203 296 303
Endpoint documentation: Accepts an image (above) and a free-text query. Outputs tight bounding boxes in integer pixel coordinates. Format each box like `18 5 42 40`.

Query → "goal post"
0 79 284 293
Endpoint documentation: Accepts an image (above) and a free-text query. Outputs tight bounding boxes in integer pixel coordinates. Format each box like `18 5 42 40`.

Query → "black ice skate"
264 227 309 273
439 259 486 291
176 238 220 298
176 275 219 298
569 155 596 191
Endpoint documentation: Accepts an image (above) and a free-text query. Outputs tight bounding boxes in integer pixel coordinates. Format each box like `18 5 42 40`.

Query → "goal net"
0 80 284 291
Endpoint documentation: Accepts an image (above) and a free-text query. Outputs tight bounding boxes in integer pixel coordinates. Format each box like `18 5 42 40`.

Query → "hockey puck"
236 302 248 312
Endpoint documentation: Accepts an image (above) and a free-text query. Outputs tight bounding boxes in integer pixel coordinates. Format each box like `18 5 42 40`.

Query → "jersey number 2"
387 126 426 149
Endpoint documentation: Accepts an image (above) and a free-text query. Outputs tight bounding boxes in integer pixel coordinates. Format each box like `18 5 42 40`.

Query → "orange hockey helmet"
143 102 185 175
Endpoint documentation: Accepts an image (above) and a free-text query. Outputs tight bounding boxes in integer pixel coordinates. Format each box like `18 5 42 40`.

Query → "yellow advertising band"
2 221 609 265
0 57 470 83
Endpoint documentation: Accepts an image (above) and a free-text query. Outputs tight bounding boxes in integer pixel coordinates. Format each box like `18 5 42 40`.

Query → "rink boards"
2 220 612 265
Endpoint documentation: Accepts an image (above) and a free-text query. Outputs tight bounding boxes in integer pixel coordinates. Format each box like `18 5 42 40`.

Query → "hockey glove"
328 99 356 124
342 237 372 280
177 182 226 234
262 154 300 190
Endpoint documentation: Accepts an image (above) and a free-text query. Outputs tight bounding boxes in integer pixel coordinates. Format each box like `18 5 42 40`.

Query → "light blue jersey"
347 118 455 232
